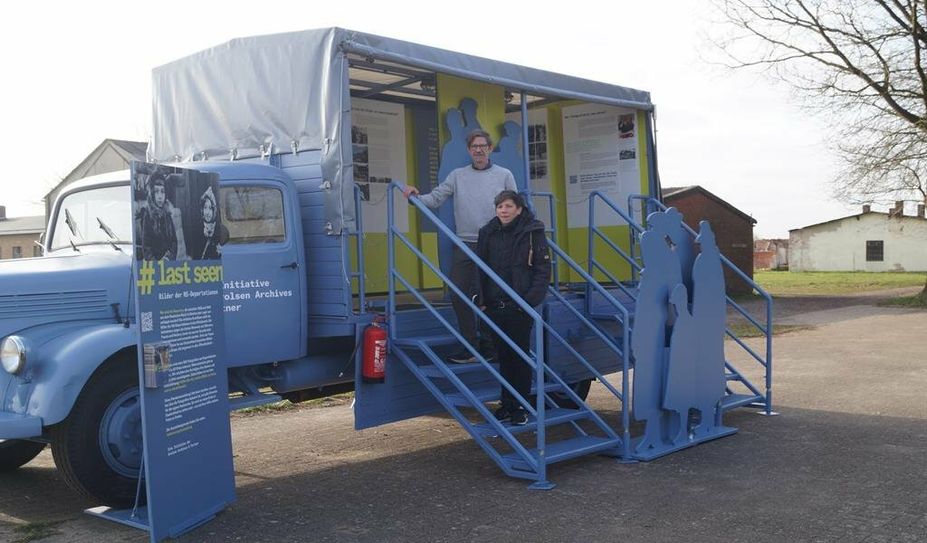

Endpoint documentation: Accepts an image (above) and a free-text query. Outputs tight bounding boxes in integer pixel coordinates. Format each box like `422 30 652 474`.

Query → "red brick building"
662 186 756 295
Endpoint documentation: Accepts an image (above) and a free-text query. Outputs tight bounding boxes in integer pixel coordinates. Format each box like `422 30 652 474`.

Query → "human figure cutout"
492 120 527 191
657 207 696 299
460 97 482 134
631 210 682 453
437 107 471 182
690 221 727 435
435 107 472 278
664 283 698 445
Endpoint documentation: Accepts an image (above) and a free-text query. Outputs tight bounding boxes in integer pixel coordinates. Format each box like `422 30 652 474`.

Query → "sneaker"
448 349 476 364
510 408 529 426
493 405 511 421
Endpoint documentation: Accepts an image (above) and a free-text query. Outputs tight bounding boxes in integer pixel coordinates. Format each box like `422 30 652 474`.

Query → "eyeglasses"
469 144 490 150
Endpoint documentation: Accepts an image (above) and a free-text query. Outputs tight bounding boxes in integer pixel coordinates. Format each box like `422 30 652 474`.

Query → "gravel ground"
1 288 924 542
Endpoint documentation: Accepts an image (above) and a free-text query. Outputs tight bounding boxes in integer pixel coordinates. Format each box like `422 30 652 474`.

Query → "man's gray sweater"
418 163 517 243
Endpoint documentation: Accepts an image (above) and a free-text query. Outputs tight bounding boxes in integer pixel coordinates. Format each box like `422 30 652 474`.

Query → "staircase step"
721 392 762 411
502 435 622 470
445 382 564 407
393 334 460 348
472 407 589 437
419 361 499 378
588 311 625 321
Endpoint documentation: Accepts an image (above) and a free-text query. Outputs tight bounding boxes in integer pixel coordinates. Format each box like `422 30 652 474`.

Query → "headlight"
0 336 26 374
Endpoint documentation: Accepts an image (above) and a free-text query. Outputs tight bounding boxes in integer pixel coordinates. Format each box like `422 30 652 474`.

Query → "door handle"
281 261 298 270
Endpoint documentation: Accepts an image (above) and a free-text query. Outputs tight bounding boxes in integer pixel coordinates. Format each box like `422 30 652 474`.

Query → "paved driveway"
1 295 925 542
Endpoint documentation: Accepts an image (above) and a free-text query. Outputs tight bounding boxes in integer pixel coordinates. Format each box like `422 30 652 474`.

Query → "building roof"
789 210 927 232
61 139 148 183
661 185 757 225
0 215 45 235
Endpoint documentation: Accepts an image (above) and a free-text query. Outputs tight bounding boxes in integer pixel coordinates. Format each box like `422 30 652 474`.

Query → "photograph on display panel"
133 164 229 261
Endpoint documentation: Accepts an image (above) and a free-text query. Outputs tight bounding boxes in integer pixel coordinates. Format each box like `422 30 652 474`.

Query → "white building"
790 203 927 272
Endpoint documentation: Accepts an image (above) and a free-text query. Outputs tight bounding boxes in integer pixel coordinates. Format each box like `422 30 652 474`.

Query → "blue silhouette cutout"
631 209 736 459
492 120 527 191
434 107 473 277
631 210 683 454
664 283 698 445
460 98 482 134
690 221 727 436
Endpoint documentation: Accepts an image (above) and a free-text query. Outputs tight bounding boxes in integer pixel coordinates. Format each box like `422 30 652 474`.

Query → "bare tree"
712 0 927 301
711 0 927 203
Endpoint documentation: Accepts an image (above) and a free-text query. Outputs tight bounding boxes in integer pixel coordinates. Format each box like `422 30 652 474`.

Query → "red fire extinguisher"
362 316 388 383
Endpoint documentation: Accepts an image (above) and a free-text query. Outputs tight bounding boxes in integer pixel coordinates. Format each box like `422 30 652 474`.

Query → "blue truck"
0 28 773 505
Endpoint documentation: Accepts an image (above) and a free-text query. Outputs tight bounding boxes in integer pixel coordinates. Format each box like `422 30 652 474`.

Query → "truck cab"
0 162 353 506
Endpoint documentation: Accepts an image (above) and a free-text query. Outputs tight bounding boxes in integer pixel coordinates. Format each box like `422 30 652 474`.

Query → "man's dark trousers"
449 243 493 352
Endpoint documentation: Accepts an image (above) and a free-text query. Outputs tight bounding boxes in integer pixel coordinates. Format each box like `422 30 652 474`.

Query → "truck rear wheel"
50 357 144 507
0 440 46 472
550 378 593 409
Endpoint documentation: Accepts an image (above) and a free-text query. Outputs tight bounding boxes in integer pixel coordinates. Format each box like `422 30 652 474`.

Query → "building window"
33 245 42 257
12 246 22 259
866 240 884 262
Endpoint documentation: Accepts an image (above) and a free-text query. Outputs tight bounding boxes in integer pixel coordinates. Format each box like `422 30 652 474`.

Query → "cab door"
219 180 304 366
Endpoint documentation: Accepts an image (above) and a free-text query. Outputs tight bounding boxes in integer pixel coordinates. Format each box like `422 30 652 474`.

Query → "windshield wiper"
64 208 83 240
97 217 124 252
70 239 81 253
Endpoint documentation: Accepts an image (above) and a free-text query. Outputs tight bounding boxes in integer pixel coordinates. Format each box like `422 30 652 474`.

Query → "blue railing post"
530 322 553 489
765 297 774 415
586 196 596 315
387 183 398 340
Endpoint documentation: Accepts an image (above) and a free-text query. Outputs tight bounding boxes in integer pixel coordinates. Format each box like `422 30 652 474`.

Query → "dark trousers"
486 305 535 410
449 243 492 350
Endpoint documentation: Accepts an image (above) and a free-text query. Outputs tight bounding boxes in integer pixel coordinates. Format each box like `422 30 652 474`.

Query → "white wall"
790 213 927 272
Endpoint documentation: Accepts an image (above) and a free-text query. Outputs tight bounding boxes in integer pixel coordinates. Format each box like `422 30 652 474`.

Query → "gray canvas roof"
151 27 654 233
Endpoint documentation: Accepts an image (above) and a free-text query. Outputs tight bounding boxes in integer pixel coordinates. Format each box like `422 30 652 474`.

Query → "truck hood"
0 251 132 339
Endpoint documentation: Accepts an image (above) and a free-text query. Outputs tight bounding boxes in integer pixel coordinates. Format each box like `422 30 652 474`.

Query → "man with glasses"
403 129 517 363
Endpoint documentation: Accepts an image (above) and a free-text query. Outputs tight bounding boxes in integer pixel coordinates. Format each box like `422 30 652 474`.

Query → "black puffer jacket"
475 209 552 308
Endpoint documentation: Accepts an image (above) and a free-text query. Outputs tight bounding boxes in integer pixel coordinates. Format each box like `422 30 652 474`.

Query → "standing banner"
91 162 236 542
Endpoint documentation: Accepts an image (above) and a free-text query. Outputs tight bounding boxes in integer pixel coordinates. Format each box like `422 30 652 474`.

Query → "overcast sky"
0 0 857 238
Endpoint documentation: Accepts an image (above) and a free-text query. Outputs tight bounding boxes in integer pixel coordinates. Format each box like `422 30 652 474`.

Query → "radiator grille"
0 290 109 318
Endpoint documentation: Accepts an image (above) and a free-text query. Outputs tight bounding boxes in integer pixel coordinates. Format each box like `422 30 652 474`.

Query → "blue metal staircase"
382 182 773 486
386 184 632 489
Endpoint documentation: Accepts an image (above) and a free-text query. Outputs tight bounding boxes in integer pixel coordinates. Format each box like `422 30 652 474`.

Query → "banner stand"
87 162 236 542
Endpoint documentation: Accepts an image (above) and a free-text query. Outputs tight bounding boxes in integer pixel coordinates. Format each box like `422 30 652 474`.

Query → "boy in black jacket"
475 191 551 425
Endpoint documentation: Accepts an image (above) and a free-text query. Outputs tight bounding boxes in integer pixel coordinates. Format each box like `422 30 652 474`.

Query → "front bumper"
0 411 42 439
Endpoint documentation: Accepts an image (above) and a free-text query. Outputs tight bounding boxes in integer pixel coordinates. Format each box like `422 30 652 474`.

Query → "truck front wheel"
0 440 46 472
50 357 143 507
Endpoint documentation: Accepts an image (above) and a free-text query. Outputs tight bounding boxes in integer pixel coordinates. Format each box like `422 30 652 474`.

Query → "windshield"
50 185 132 251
